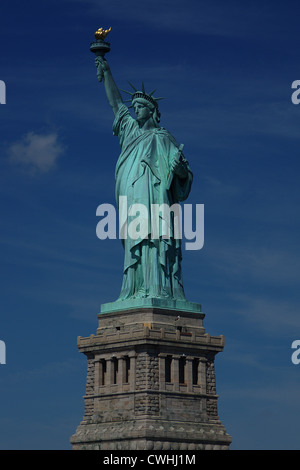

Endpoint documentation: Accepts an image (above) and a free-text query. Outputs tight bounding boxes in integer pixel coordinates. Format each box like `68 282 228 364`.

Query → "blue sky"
0 0 300 449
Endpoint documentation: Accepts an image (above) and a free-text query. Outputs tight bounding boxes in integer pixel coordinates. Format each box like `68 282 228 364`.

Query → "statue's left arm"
168 147 193 202
170 157 189 179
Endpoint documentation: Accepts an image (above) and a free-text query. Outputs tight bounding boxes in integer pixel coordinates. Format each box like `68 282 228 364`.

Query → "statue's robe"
113 104 193 300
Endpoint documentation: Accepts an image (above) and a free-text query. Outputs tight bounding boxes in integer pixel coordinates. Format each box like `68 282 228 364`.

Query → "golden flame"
94 27 112 40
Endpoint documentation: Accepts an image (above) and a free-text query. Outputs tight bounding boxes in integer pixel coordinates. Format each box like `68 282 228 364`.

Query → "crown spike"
121 89 134 96
149 89 156 96
141 82 145 93
127 81 138 92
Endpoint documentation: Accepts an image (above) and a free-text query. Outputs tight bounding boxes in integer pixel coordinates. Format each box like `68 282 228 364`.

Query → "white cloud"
8 131 64 173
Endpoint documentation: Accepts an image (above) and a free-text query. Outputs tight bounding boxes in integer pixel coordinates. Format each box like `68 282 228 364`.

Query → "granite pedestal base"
70 304 232 450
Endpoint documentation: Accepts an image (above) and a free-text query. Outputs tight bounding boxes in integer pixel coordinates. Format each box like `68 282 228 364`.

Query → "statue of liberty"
95 51 193 303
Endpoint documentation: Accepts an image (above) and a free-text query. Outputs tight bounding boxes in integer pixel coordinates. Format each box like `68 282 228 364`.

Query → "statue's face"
133 101 152 124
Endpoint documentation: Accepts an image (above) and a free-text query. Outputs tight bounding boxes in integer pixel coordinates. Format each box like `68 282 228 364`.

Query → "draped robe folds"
113 104 193 300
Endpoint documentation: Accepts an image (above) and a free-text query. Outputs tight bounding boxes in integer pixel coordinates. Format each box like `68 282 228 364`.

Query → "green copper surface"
95 53 195 309
100 297 202 314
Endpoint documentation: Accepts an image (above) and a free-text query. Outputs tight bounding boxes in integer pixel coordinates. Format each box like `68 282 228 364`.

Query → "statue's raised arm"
90 27 123 116
95 56 123 116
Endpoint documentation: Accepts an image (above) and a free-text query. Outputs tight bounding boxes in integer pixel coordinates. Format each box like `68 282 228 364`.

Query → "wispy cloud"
8 131 64 173
227 293 300 333
208 244 300 288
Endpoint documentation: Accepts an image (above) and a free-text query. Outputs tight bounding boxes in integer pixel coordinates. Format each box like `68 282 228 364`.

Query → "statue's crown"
122 82 164 109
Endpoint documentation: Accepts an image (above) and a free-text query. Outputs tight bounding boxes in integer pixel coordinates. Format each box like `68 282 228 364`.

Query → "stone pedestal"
70 305 232 450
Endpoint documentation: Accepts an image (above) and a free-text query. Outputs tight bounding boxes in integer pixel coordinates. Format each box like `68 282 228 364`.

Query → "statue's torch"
90 27 111 82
